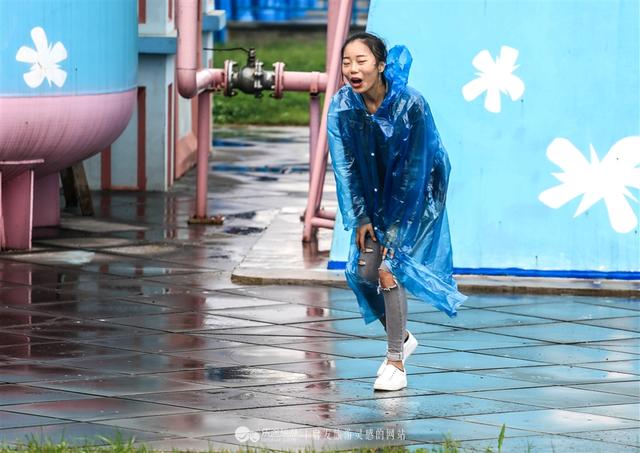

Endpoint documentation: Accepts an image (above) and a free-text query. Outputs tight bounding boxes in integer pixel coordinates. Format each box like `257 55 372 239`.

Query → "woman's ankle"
388 359 404 371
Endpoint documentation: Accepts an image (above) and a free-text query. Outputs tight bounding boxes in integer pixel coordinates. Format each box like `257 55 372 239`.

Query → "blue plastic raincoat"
328 45 467 323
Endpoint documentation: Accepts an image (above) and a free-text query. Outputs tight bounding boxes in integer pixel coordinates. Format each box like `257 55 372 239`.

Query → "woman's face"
342 40 385 95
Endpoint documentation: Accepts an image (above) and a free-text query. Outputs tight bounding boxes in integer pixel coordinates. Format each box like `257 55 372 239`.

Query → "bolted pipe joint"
224 48 279 98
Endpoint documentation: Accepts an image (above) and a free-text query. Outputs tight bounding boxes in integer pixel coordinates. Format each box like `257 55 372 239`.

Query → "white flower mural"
539 136 640 234
462 45 524 113
15 26 67 88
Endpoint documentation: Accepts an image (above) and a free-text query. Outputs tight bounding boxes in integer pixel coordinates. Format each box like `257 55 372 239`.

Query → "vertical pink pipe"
326 0 340 69
302 0 352 241
308 93 320 177
312 0 352 213
195 91 211 219
176 0 199 98
314 1 352 213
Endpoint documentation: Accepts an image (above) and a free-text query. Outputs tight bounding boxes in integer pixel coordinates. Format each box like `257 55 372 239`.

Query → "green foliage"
0 425 545 452
497 424 506 452
212 32 326 125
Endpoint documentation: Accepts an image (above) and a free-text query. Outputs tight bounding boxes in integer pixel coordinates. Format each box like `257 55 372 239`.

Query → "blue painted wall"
0 0 137 96
330 0 639 276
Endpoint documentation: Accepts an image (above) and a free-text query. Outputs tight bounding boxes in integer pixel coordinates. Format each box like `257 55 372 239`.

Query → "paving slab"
569 403 640 421
125 387 317 411
565 427 640 448
577 359 640 375
29 375 217 397
473 343 638 364
464 364 638 386
454 408 637 434
457 434 640 453
480 322 640 343
0 422 167 446
0 384 91 406
459 386 638 409
94 412 306 439
1 397 195 422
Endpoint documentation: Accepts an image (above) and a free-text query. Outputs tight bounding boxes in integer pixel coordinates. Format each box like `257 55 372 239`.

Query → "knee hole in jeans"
378 268 397 290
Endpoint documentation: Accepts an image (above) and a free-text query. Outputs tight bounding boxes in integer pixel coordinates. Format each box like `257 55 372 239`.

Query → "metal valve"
223 48 282 98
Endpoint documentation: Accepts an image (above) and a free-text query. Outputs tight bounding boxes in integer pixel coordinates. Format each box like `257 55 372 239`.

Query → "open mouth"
350 77 363 88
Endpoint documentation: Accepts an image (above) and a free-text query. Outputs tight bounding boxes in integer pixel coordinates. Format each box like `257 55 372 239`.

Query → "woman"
327 32 467 391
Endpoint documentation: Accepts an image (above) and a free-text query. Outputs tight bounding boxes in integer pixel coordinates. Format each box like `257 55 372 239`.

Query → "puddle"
223 226 266 235
207 253 231 259
227 211 257 220
212 163 308 173
255 175 279 182
212 138 255 148
213 130 303 144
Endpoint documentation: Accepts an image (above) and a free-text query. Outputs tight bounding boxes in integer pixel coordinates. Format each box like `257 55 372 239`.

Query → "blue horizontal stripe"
327 261 640 280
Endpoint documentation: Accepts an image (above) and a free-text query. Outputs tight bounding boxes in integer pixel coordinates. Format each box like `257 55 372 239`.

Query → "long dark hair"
340 32 388 65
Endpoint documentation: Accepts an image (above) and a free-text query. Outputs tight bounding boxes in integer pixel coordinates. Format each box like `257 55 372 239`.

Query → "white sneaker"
373 363 407 391
376 331 418 376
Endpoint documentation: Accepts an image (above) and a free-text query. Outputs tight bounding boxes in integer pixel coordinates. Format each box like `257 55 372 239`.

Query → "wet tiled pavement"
0 127 639 452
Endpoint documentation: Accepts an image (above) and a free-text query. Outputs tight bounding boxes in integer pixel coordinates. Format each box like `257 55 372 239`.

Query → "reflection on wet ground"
0 127 638 451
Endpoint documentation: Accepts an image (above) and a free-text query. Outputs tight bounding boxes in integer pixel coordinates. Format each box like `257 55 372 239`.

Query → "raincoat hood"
343 45 413 126
383 45 412 99
327 45 466 321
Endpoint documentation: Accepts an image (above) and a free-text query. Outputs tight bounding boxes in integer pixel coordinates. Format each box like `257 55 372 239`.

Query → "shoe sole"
373 382 407 391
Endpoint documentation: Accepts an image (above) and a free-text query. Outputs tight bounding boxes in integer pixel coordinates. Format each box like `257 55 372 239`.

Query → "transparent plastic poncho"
328 45 467 323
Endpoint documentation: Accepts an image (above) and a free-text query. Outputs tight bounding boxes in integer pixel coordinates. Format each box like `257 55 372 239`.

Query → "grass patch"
0 426 538 452
212 32 326 125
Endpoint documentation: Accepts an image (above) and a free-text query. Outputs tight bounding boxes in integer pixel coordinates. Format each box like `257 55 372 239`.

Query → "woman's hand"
356 223 376 252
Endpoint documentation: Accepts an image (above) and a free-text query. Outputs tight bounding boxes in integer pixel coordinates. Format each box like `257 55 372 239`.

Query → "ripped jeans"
357 236 408 361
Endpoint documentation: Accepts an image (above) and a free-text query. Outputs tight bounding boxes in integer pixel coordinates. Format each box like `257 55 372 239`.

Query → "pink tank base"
0 89 136 180
33 173 61 228
0 89 136 250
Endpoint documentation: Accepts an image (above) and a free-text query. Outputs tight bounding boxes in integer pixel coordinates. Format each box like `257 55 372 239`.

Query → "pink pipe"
317 208 336 220
176 0 199 98
176 0 223 221
311 6 351 216
311 217 335 229
197 69 225 91
282 71 327 93
326 0 340 68
176 0 225 97
314 4 351 214
195 91 211 219
309 94 321 176
302 0 352 242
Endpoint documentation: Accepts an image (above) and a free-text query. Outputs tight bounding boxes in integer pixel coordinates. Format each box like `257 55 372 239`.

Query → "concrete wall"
85 0 224 191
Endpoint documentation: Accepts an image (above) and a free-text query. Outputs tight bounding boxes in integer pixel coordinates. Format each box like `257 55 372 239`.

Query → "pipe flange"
254 60 264 96
272 62 285 99
224 60 237 96
310 71 320 95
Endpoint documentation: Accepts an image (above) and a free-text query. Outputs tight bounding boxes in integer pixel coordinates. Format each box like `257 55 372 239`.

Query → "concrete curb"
232 209 640 297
